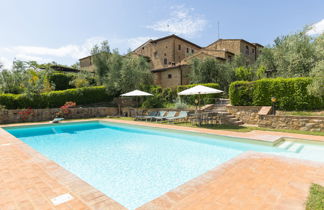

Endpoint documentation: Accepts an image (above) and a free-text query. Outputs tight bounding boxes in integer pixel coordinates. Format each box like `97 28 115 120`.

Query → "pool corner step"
287 143 304 153
277 141 294 149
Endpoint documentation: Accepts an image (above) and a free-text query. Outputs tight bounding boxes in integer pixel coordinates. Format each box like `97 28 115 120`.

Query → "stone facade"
204 39 263 64
79 35 263 88
136 36 263 88
133 35 202 70
0 107 118 124
226 106 324 132
152 65 191 88
79 56 95 72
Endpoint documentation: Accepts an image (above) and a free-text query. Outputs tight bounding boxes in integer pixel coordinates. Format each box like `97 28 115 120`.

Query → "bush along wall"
229 77 324 111
0 86 114 109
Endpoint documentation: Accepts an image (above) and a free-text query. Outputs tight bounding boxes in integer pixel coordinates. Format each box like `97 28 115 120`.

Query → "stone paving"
0 119 324 209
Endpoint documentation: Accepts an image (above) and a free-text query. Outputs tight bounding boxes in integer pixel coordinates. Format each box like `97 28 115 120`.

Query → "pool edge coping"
0 118 324 209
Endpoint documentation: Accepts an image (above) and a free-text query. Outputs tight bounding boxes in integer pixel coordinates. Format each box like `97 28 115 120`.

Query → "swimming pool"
4 121 324 209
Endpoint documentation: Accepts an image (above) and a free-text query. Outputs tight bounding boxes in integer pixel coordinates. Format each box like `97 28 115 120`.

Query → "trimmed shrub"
48 73 75 90
0 86 113 109
229 77 324 110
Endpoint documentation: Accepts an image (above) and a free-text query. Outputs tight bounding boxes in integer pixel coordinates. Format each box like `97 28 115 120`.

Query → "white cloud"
15 54 51 64
5 37 106 60
0 36 156 69
0 36 153 69
0 57 12 70
111 36 158 51
147 5 207 36
307 19 324 36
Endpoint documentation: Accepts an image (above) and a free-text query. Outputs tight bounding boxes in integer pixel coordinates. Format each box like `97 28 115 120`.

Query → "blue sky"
0 0 323 68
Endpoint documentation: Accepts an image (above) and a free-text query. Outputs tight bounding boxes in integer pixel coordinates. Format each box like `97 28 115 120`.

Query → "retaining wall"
0 107 118 124
226 106 324 132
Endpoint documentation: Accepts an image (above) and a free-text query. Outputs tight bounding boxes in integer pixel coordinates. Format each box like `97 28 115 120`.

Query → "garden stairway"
202 99 244 126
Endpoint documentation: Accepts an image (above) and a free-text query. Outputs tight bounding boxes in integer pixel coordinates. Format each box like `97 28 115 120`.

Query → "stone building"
138 36 263 88
204 39 263 64
133 34 202 70
79 55 95 72
79 35 263 88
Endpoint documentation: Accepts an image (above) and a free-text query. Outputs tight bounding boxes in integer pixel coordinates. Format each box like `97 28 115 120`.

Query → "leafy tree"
234 66 254 81
255 65 267 79
91 41 111 85
0 60 54 95
190 57 234 91
0 69 25 93
307 60 324 98
69 70 92 88
105 55 152 94
70 61 80 69
256 29 317 77
21 69 54 96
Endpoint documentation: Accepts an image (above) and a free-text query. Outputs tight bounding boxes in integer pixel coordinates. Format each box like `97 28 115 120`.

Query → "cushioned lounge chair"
166 111 188 123
135 111 158 121
154 111 177 122
51 118 64 123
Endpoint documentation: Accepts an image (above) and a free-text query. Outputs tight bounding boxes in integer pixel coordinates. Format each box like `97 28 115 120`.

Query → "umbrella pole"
137 96 139 117
198 93 201 126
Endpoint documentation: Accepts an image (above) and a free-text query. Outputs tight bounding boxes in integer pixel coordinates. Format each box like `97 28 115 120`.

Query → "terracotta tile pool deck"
0 118 323 209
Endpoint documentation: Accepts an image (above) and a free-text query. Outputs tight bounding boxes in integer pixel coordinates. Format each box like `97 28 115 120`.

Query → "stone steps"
277 141 304 153
207 102 244 126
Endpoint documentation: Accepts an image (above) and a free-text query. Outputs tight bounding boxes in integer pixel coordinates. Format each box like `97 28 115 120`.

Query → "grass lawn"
306 184 324 210
109 117 324 136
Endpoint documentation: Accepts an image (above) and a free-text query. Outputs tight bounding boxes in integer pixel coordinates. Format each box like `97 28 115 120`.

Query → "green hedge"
0 86 113 109
48 73 75 90
229 77 324 110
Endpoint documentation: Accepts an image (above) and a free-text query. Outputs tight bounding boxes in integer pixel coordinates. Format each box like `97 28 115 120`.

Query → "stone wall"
0 107 118 124
258 115 324 132
226 105 324 132
226 106 262 124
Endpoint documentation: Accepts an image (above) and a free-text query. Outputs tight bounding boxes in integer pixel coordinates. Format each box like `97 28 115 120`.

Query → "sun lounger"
154 111 177 122
135 111 158 121
166 111 188 123
51 118 64 123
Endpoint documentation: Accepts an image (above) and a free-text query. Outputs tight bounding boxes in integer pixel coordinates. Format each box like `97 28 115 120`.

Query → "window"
142 47 144 50
228 55 232 61
164 53 166 56
245 46 249 55
178 45 181 50
187 48 189 53
252 48 255 54
164 58 168 65
191 49 194 54
168 74 172 79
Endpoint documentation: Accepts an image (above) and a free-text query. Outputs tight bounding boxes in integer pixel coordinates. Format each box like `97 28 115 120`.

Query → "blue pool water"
5 121 324 209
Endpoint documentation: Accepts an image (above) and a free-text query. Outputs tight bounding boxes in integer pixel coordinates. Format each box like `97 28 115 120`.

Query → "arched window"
164 58 168 65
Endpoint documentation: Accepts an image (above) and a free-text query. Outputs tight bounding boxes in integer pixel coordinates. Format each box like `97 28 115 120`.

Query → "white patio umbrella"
121 90 153 97
178 85 223 125
121 90 153 116
178 85 223 108
178 85 223 96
